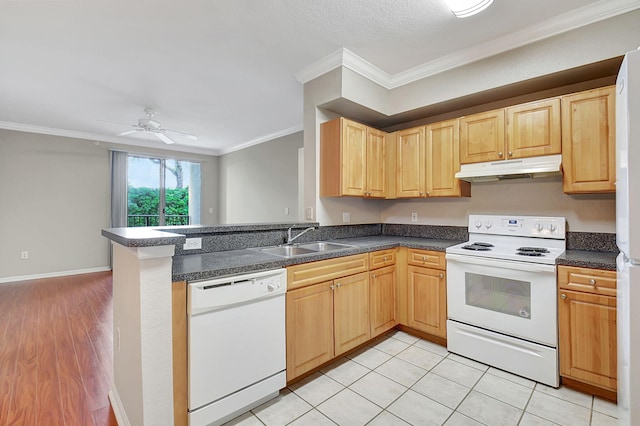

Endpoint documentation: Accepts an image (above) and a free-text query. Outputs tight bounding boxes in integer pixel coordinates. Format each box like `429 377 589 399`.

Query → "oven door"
446 253 557 347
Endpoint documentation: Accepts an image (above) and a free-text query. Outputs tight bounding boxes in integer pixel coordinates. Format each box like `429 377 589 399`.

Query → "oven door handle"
445 253 557 273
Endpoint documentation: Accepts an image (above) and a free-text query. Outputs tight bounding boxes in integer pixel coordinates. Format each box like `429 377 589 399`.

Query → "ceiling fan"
115 108 197 145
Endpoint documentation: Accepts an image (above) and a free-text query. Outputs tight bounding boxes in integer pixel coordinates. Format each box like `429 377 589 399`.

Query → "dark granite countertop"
172 236 461 282
102 227 186 247
557 250 618 271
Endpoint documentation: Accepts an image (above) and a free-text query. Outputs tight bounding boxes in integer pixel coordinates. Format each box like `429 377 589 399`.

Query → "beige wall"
0 130 218 281
303 10 639 232
218 131 304 224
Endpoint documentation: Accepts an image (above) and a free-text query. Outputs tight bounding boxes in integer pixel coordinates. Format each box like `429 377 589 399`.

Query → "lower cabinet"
286 270 370 381
558 265 617 394
407 264 447 338
370 265 397 338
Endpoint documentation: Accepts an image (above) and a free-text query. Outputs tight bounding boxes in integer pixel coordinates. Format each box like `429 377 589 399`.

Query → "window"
127 155 201 227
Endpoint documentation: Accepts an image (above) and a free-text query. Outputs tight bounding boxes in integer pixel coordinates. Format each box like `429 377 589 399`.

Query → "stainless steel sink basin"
252 241 356 258
297 242 355 252
258 246 317 257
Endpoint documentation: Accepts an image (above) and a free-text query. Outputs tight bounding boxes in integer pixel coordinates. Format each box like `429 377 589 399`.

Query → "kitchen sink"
252 241 356 258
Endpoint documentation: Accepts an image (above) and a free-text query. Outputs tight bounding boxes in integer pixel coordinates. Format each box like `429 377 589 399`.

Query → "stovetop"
446 215 566 265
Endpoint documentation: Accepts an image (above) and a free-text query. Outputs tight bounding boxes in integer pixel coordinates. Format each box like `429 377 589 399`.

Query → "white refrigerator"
617 47 640 425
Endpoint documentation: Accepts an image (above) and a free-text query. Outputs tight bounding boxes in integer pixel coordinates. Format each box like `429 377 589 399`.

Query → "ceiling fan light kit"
444 0 494 18
114 107 197 145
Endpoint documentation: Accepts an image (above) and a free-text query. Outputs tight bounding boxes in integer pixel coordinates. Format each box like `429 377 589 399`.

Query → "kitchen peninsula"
102 222 617 426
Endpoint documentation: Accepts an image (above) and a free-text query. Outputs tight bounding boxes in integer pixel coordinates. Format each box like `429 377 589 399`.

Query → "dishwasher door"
187 269 286 423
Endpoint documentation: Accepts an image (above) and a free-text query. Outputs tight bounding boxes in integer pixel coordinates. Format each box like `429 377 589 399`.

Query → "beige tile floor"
225 331 618 426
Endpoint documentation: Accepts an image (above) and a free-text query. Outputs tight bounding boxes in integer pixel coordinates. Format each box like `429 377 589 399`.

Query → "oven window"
464 272 532 319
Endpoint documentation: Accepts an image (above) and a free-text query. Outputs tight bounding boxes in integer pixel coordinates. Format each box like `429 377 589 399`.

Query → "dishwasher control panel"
188 268 287 315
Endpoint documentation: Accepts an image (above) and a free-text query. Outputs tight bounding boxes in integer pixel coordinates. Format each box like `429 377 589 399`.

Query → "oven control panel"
468 215 566 238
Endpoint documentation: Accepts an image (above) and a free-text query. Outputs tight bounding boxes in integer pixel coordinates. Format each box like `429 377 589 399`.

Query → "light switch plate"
411 212 418 222
343 212 351 223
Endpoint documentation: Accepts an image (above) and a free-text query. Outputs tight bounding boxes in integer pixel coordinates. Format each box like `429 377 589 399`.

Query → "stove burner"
517 247 550 253
462 243 493 251
516 251 545 257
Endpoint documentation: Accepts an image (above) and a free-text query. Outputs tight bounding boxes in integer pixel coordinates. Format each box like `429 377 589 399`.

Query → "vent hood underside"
455 154 562 182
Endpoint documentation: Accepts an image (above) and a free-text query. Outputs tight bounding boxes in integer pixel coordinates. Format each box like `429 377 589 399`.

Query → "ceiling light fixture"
444 0 494 18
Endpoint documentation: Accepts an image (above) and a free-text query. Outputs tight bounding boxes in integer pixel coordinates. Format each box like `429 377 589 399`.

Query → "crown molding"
0 121 219 156
217 124 304 155
297 0 640 90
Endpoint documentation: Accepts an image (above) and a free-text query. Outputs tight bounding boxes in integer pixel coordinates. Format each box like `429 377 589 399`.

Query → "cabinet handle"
508 151 513 157
372 274 376 279
589 278 596 286
383 256 388 261
419 191 423 196
426 191 430 196
498 152 503 158
439 273 444 279
336 283 341 288
561 293 567 300
330 285 335 290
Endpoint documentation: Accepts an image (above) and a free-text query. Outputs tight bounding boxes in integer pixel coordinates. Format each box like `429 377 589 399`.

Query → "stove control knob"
475 220 482 229
484 221 492 229
536 222 544 231
267 283 277 292
549 223 557 232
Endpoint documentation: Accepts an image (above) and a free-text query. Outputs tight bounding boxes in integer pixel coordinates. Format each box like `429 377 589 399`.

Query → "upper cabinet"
320 117 388 198
460 98 561 164
506 98 561 159
561 86 616 194
396 120 470 198
460 109 505 164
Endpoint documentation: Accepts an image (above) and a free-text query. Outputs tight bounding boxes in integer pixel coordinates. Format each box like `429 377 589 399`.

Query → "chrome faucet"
287 226 315 245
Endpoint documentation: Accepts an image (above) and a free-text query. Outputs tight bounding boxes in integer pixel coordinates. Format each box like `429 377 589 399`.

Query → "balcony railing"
127 214 190 227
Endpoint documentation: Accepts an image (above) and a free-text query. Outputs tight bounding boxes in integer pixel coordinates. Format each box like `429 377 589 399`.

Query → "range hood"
456 154 562 182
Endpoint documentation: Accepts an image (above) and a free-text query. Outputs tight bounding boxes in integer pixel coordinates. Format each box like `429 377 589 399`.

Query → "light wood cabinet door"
460 109 505 164
396 126 425 198
407 265 447 338
366 127 387 198
341 119 367 196
426 119 470 197
370 265 397 338
506 98 561 159
561 86 616 194
558 289 617 392
334 272 371 355
286 281 334 381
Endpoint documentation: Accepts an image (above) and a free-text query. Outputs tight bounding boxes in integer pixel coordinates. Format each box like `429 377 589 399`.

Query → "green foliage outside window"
127 186 189 226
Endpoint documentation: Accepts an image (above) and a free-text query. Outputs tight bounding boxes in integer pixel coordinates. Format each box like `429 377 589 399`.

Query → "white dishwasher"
187 268 287 426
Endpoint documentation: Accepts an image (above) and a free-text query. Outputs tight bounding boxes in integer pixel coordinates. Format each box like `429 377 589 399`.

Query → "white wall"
303 10 640 232
0 130 218 281
218 131 303 224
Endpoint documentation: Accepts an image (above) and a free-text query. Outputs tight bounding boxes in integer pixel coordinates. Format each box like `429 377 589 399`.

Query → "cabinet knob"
372 274 376 279
508 151 513 157
422 256 427 261
419 191 423 195
439 273 444 279
426 191 430 196
561 293 567 300
498 152 503 158
336 283 341 288
330 285 335 290
589 278 596 286
383 256 388 261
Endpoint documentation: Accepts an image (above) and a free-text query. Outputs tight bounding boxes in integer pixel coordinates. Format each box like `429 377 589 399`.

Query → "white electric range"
445 214 566 387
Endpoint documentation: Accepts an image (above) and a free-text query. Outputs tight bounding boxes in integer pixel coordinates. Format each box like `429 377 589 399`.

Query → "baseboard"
0 266 112 284
109 387 131 426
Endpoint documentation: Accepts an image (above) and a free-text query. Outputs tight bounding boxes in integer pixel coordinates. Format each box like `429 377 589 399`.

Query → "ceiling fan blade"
155 133 176 145
117 130 139 136
165 128 198 141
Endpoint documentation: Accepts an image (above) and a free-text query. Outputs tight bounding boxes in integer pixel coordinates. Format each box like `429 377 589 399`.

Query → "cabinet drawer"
407 249 445 270
558 266 616 297
287 254 369 290
369 249 397 270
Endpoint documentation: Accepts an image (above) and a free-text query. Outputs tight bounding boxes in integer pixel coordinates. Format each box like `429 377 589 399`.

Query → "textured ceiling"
0 0 636 154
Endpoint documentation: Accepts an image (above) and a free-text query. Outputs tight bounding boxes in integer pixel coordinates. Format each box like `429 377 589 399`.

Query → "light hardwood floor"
0 271 117 426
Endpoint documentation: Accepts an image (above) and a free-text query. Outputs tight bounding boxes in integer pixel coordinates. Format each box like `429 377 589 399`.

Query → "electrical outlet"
21 251 28 260
342 212 351 223
183 238 202 250
305 207 314 220
411 212 418 222
284 207 289 215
